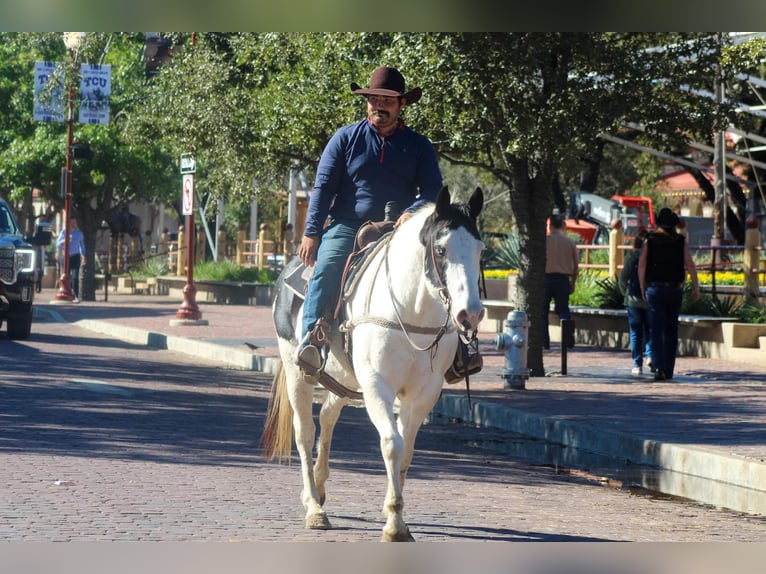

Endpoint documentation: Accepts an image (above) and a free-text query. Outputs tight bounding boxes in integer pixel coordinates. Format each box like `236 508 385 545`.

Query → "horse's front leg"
287 364 331 530
362 378 412 542
396 377 444 492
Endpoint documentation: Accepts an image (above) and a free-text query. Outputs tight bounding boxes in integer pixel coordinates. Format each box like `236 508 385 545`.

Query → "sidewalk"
33 288 766 515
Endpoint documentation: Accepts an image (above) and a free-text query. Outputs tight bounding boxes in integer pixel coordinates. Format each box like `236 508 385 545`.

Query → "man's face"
366 95 404 133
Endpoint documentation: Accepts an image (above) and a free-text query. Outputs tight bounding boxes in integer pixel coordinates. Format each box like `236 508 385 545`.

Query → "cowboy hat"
656 207 680 229
350 66 422 104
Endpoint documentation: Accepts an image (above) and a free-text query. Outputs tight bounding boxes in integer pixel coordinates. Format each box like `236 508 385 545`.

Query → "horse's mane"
397 196 482 247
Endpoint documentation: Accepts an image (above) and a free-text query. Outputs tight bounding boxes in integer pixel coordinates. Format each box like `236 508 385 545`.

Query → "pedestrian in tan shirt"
543 214 579 349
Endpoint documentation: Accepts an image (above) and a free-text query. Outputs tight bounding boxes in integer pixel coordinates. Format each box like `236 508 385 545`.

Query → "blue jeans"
645 283 683 378
68 254 81 298
301 219 362 341
627 305 651 368
543 273 572 347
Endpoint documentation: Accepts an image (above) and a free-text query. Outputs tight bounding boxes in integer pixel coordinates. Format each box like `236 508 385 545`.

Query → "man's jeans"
627 305 651 368
543 273 571 348
301 219 361 341
645 283 683 378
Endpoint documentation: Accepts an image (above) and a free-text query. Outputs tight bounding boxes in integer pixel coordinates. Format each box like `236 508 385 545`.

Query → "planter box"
548 307 741 360
157 276 274 306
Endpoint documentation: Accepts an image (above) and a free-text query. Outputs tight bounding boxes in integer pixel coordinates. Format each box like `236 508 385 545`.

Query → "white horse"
261 186 485 541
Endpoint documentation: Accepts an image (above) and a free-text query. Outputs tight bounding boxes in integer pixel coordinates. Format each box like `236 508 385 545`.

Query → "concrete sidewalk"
33 288 766 515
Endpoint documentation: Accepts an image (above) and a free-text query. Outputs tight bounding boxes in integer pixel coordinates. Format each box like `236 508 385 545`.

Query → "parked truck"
0 199 51 340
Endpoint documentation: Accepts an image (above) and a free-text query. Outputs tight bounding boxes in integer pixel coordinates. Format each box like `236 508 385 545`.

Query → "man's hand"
298 235 320 267
394 212 413 228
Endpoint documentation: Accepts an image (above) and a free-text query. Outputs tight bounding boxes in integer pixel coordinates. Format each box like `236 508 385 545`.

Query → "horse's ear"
468 187 484 220
435 185 451 217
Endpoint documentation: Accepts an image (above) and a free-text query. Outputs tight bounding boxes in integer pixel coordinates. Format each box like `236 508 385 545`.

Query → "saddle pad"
284 261 313 300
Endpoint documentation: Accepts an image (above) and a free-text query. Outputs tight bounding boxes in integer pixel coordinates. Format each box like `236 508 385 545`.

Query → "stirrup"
444 336 483 384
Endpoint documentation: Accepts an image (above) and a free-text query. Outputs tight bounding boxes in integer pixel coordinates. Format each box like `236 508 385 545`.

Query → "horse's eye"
435 246 446 257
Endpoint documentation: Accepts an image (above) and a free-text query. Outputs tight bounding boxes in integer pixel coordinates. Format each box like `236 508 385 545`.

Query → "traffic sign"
180 152 196 174
182 174 194 215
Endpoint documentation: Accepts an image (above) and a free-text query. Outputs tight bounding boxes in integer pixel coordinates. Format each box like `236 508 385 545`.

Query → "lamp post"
55 32 85 302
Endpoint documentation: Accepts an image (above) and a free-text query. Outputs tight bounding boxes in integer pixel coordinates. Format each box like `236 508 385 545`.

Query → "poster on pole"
79 64 111 125
33 61 64 122
182 174 194 216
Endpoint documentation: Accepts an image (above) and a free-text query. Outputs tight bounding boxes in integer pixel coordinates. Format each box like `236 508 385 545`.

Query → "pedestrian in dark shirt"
638 208 699 381
619 229 651 376
295 66 443 375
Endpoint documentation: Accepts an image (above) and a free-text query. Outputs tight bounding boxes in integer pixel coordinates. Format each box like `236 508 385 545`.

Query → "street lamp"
55 32 85 302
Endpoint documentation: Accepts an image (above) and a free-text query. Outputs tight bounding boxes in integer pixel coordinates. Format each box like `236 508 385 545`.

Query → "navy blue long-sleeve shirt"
304 119 442 236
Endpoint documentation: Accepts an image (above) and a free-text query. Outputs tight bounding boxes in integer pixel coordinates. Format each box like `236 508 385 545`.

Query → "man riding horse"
295 66 445 375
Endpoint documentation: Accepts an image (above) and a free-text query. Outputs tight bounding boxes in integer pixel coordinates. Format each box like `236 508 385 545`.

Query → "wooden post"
257 223 269 270
129 233 140 266
744 216 761 301
608 219 623 281
160 228 169 264
236 225 246 265
117 233 125 273
176 224 185 276
196 226 205 263
217 226 226 261
283 223 294 257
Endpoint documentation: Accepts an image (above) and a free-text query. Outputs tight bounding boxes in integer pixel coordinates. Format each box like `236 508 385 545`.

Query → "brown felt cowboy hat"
350 66 422 104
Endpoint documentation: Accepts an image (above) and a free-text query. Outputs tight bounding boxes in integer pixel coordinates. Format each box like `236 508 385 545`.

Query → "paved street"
1 311 765 541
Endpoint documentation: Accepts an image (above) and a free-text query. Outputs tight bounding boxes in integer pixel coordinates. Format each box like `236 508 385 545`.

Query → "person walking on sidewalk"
295 66 443 375
56 216 86 302
638 208 699 381
543 214 579 349
619 229 651 376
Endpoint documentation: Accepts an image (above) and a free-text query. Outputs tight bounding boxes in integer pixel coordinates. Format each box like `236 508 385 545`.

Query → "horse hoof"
381 528 415 542
306 513 332 530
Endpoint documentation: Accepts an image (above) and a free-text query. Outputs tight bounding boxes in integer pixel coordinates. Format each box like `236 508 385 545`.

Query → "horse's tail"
260 362 294 463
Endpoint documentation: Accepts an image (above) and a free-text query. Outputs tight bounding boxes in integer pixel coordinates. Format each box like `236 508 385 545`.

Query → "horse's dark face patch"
419 186 484 288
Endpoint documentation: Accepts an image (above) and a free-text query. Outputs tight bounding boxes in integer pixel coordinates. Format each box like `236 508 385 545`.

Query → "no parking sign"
182 174 194 216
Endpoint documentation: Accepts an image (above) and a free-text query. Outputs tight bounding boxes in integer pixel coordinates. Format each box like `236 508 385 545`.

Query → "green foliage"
569 271 602 307
483 232 520 270
736 300 766 324
592 276 625 309
129 255 170 279
193 259 277 284
679 284 742 317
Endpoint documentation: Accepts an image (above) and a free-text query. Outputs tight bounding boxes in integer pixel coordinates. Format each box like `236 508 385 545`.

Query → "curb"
432 394 766 504
73 319 282 375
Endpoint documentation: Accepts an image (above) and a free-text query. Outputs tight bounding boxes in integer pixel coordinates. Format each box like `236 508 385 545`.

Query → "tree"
0 32 178 301
388 33 728 375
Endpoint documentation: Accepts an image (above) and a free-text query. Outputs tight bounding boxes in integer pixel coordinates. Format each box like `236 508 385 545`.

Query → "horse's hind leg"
285 362 331 530
314 392 346 506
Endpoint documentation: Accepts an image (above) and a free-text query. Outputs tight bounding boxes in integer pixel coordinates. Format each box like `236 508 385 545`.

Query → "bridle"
340 223 477 355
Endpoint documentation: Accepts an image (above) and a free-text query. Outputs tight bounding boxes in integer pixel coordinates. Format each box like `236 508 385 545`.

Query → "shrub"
129 256 170 279
194 259 278 283
569 271 602 307
483 233 521 270
592 276 625 309
736 300 766 324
